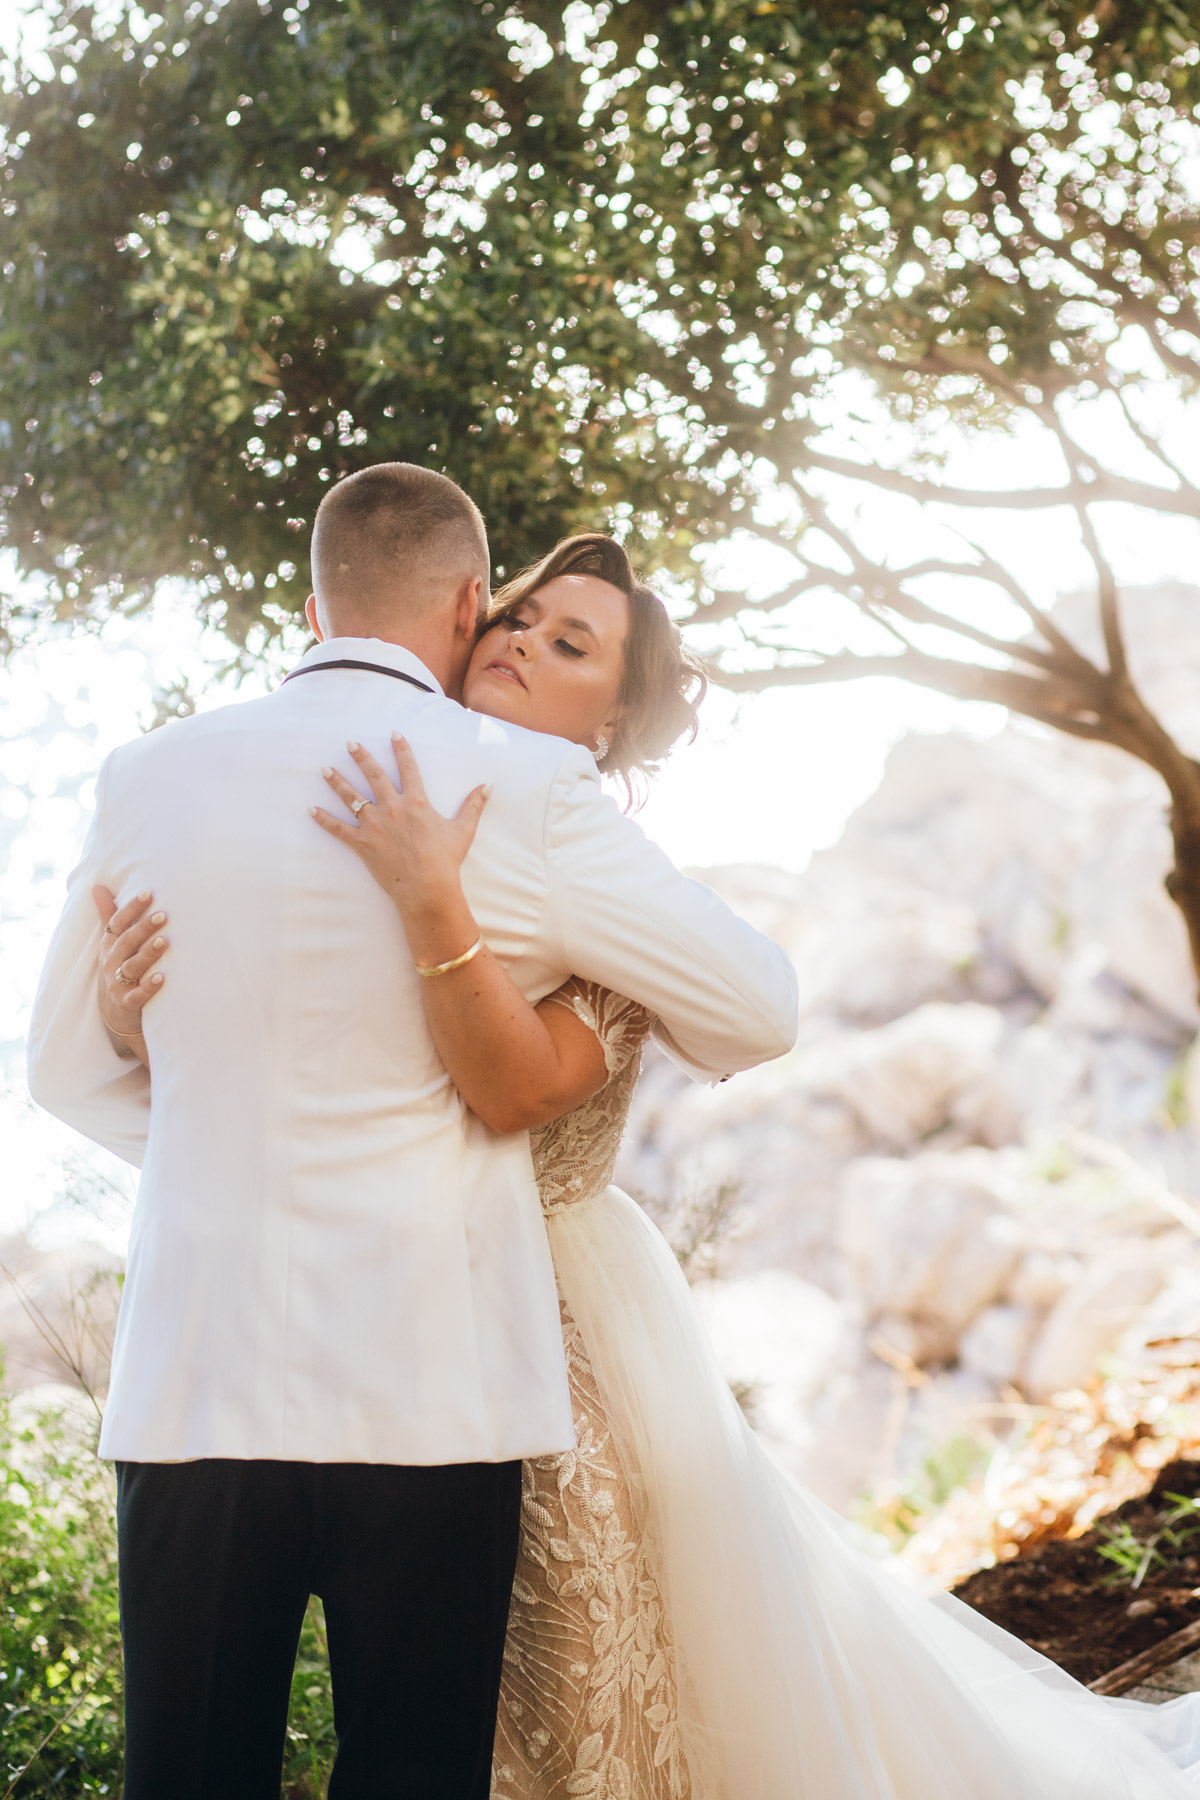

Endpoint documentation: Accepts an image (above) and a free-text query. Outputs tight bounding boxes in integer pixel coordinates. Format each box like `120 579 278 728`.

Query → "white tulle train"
548 1184 1200 1800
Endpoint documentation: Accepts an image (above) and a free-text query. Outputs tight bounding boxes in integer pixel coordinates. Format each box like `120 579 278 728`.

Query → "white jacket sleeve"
542 746 798 1081
26 756 151 1166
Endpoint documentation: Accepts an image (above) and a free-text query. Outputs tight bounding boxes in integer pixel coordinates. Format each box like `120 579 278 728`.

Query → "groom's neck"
312 616 463 699
349 623 461 696
309 588 476 701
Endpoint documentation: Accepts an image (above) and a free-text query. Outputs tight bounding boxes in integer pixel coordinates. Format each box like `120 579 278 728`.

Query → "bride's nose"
509 633 530 658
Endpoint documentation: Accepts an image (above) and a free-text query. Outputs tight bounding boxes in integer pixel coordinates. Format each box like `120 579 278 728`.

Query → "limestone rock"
958 1304 1041 1386
1022 1254 1167 1401
791 882 981 1025
838 1155 1023 1354
955 1025 1089 1147
816 1004 1004 1149
1005 1249 1082 1311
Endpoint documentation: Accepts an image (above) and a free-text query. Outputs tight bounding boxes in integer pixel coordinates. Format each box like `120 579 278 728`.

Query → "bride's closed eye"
502 607 586 659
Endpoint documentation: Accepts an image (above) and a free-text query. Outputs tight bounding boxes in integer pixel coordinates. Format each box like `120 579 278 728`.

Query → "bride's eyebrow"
559 616 598 640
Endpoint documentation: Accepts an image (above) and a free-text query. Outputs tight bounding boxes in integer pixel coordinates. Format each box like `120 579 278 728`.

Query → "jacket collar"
294 637 445 699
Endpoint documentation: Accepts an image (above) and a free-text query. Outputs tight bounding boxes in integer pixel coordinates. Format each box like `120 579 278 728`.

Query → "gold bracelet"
415 935 483 979
101 1015 146 1040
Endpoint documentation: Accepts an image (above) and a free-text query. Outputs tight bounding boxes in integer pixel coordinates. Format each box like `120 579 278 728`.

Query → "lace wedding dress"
492 984 686 1800
492 982 1200 1800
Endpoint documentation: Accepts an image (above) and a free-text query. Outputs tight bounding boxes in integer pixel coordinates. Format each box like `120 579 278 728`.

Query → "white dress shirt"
28 638 798 1465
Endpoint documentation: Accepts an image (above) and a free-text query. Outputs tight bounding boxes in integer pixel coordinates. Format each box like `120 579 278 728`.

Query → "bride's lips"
483 658 527 690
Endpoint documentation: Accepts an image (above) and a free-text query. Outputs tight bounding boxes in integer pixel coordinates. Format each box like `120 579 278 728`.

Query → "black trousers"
115 1457 522 1800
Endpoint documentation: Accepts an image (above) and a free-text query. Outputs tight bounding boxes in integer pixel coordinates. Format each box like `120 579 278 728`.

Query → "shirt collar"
294 637 445 699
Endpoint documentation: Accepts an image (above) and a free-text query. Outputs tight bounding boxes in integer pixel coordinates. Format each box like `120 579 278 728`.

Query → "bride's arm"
313 737 610 1134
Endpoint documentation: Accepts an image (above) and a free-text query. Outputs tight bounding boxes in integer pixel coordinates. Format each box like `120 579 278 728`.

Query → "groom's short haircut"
311 462 489 632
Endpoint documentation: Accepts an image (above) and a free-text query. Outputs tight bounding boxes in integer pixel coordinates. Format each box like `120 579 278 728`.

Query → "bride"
99 532 1200 1798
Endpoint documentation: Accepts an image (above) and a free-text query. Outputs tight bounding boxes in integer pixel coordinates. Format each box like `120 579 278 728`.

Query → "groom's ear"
455 576 484 641
305 594 325 642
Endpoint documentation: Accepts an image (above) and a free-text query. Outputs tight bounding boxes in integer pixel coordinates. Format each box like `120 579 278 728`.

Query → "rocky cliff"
617 583 1200 1520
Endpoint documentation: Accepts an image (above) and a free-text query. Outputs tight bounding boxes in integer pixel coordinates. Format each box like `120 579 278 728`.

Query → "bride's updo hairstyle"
485 532 707 805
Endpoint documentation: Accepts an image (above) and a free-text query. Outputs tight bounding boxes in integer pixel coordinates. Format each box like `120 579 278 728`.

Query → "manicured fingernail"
392 733 406 743
150 973 163 985
322 765 333 777
138 890 151 902
347 740 361 752
150 912 165 925
309 805 321 818
482 783 493 798
152 936 164 949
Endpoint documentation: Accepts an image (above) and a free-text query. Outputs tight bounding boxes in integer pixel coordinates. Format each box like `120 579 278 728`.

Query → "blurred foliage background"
2 0 1197 648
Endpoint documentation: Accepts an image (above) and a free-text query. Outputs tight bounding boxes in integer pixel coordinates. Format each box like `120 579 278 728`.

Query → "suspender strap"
282 659 435 694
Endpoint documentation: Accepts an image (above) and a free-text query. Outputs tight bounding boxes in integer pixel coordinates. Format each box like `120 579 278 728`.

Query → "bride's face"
463 574 627 752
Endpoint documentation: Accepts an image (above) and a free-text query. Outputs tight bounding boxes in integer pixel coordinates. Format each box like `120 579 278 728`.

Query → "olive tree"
4 0 1200 972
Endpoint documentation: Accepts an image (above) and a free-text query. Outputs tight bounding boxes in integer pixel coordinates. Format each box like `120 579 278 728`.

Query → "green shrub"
1096 1492 1200 1590
283 1600 338 1799
0 1394 123 1795
0 1393 338 1796
856 1430 993 1547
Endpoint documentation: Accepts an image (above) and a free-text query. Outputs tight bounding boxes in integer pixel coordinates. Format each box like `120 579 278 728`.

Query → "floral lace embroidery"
494 1302 687 1800
492 984 687 1800
529 983 651 1216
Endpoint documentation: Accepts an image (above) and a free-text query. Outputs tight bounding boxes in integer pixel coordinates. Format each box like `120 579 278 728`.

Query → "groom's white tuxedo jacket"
29 638 798 1466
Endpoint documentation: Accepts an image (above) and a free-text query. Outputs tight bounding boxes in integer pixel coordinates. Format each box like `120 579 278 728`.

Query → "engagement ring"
115 965 134 985
351 797 370 817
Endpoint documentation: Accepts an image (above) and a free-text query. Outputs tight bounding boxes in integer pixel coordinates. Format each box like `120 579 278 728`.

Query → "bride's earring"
593 733 610 765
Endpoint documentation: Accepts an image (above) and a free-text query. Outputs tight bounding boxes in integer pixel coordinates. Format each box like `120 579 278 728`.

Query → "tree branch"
1083 209 1200 348
782 487 1071 672
957 541 1095 669
690 568 842 626
865 580 1060 670
995 170 1200 385
1075 504 1128 682
1111 385 1199 494
790 450 1199 518
704 646 1116 737
1036 401 1130 683
1146 312 1200 385
771 488 919 651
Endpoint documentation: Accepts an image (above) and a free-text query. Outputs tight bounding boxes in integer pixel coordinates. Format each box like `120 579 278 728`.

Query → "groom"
28 462 798 1798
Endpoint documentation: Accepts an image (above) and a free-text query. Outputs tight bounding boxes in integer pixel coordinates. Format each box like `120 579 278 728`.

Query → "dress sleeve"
542 980 651 1079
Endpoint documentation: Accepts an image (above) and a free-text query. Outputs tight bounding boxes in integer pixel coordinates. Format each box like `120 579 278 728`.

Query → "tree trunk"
1166 780 1200 1006
1108 682 1200 1006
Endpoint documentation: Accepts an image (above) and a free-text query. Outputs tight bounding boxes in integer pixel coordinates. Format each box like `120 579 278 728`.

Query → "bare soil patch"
953 1458 1200 1685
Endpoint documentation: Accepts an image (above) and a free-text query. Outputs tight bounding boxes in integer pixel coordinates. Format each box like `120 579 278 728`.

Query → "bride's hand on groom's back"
312 736 490 929
91 886 167 1058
